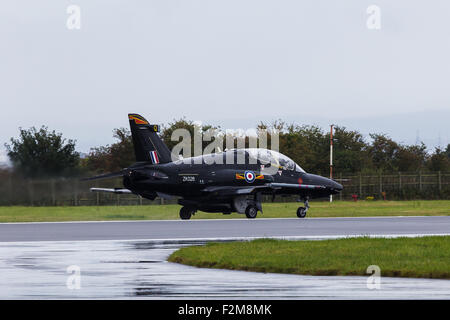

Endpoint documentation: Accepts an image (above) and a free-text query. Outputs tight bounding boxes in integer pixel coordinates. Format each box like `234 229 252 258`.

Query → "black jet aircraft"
85 113 343 220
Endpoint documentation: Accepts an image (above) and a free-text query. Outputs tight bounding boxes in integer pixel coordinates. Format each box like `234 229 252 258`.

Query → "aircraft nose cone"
334 181 343 191
305 174 343 192
330 180 343 192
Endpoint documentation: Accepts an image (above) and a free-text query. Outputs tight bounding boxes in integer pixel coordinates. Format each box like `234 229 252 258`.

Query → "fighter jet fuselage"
86 114 343 220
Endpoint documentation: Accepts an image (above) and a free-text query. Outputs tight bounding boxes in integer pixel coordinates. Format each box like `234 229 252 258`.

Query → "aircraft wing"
82 171 126 181
201 185 270 196
90 188 133 194
82 168 168 181
201 182 327 197
269 183 327 190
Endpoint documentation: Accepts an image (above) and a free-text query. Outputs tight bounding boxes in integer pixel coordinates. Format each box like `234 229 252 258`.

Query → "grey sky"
1 0 449 163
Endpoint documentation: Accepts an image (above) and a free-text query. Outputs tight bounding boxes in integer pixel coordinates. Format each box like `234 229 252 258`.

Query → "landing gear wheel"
245 205 258 219
180 207 194 220
296 197 309 218
297 207 307 218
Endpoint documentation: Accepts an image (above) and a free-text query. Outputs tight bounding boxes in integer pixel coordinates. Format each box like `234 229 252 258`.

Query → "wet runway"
0 216 449 242
1 216 449 299
1 239 449 299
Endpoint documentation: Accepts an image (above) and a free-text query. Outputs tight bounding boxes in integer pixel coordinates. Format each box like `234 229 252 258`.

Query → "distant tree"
395 143 428 172
161 118 219 157
161 118 198 152
445 144 450 159
5 126 79 178
427 147 450 172
332 126 369 173
287 125 329 175
367 134 400 172
84 128 134 173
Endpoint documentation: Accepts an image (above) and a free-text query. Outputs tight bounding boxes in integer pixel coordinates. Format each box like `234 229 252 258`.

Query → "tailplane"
128 113 172 164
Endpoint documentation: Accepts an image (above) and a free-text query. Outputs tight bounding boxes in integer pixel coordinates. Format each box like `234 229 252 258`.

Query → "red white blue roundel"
244 170 255 183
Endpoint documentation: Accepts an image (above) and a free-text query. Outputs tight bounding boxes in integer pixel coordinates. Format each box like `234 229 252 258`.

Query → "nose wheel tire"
180 206 194 220
297 207 307 218
245 205 258 219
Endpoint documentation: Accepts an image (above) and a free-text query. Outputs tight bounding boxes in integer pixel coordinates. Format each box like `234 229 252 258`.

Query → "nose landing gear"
296 198 309 218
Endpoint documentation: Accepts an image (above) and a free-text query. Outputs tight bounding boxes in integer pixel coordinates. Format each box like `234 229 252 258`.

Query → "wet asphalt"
0 216 449 242
1 216 449 299
0 239 449 299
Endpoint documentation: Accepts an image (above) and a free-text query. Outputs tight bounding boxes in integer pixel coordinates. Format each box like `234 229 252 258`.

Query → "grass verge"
0 200 448 222
168 236 450 279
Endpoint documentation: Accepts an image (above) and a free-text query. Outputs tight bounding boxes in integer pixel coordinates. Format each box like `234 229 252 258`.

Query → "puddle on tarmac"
0 239 449 299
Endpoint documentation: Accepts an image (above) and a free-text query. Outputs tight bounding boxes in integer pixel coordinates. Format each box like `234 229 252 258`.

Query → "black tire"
297 207 307 218
245 205 258 219
180 207 193 220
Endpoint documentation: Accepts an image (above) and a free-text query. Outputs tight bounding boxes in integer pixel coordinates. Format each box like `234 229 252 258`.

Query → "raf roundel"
244 170 256 183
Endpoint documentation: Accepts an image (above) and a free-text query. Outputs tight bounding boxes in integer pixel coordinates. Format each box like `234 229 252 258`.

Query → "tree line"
3 119 450 178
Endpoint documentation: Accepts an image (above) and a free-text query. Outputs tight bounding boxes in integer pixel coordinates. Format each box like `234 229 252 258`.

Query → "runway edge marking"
0 215 448 225
0 233 449 245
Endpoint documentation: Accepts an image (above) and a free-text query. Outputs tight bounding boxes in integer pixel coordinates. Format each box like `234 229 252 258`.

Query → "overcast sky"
1 1 449 163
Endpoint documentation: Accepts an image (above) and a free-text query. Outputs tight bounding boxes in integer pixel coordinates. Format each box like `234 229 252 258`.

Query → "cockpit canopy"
175 148 306 173
238 148 306 173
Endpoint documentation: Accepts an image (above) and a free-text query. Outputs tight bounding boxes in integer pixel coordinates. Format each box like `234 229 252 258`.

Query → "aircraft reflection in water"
85 114 343 220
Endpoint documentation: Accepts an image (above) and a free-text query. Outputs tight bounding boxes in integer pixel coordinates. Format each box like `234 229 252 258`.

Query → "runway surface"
0 216 449 242
1 239 449 299
1 216 449 299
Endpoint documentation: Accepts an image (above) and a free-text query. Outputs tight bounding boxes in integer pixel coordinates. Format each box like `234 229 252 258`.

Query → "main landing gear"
296 198 309 218
245 205 258 219
179 206 196 220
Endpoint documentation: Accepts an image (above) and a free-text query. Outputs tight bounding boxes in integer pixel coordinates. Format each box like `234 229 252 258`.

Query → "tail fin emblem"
150 151 160 164
129 115 149 125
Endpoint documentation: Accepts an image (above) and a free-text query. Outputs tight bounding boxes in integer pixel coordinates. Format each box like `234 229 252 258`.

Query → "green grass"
0 200 448 222
168 236 450 279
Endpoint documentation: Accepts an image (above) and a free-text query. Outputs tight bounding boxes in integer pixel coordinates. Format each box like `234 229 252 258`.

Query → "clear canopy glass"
246 148 306 173
175 148 306 173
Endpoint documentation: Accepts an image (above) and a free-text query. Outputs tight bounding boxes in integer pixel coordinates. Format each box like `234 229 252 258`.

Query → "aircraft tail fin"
128 113 172 164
